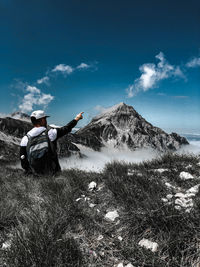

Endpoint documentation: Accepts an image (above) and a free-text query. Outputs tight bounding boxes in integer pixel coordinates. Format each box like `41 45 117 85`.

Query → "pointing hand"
75 112 84 121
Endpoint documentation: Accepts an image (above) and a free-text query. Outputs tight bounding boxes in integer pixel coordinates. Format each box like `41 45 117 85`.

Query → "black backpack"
26 129 55 174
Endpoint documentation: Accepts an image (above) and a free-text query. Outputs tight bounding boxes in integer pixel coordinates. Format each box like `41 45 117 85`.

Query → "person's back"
20 110 83 175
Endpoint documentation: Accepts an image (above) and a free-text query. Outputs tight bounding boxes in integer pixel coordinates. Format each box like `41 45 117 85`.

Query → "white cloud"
19 85 54 113
77 63 90 69
52 64 74 74
38 93 54 105
126 52 185 97
173 66 187 80
186 57 200 68
26 85 40 94
37 76 49 85
126 85 134 98
60 144 158 172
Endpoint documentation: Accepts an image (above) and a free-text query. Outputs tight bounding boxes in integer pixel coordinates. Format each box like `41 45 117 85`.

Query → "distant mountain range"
0 103 189 162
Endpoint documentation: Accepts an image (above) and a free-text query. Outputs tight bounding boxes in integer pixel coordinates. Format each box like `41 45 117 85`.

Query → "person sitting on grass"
20 110 83 175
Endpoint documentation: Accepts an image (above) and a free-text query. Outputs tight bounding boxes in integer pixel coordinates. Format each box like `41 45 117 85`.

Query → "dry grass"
0 153 200 266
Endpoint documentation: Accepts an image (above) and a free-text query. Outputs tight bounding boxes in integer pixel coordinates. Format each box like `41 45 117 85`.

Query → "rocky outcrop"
0 132 20 163
74 103 189 152
57 135 81 158
0 117 32 138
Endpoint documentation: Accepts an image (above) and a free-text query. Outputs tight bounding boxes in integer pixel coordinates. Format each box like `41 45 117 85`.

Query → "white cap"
30 110 50 120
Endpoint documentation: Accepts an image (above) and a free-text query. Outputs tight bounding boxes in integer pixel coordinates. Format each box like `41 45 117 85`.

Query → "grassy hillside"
0 153 200 266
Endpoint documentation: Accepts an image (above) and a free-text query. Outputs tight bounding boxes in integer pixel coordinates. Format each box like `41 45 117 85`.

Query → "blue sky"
0 0 200 133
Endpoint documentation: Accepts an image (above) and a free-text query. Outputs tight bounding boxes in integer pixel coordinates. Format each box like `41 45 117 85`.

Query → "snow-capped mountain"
74 102 189 152
10 111 30 122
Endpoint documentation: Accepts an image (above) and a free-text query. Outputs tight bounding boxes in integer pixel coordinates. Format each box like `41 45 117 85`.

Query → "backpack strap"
26 129 47 140
26 133 31 140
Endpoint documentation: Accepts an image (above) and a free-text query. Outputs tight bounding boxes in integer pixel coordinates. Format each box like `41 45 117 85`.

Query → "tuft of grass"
4 210 83 267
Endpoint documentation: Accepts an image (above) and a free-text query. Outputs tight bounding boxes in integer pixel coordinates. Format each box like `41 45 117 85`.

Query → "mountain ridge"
74 102 189 151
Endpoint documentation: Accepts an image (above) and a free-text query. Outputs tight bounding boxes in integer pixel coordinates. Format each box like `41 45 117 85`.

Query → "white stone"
165 182 175 189
2 240 11 250
175 198 187 207
118 236 123 241
186 184 200 194
97 235 103 241
105 210 119 222
174 192 194 211
155 168 168 173
125 264 134 267
92 251 97 257
138 238 158 252
186 164 192 169
161 198 168 203
76 198 81 202
88 181 97 191
185 208 192 213
179 171 194 180
99 251 105 256
127 169 136 176
185 193 195 198
166 194 173 199
175 193 186 198
89 203 96 208
117 263 124 267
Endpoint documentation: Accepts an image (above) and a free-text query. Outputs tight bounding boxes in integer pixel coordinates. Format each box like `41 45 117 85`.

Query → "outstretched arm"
56 112 84 139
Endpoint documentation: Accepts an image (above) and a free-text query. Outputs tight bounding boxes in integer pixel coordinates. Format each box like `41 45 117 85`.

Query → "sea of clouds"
60 135 200 172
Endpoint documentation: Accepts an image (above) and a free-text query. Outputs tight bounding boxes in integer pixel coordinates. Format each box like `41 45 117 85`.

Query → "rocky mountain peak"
75 102 189 152
92 102 139 123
